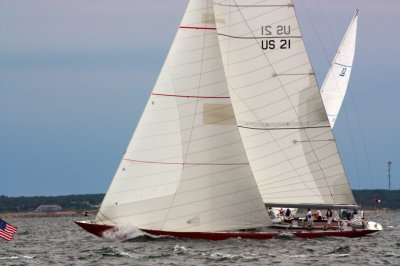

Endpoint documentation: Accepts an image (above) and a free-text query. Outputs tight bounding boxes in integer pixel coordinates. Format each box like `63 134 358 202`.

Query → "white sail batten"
321 10 358 127
213 0 356 207
96 0 271 232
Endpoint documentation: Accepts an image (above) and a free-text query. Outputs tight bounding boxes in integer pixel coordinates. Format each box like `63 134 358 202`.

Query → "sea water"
1 211 399 265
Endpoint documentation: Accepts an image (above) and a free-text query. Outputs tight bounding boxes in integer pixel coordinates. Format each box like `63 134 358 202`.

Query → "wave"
0 255 35 260
173 244 187 254
102 225 148 241
100 246 136 258
205 252 259 262
328 245 351 254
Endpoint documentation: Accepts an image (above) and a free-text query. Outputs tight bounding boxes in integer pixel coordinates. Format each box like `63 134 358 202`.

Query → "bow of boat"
75 220 116 237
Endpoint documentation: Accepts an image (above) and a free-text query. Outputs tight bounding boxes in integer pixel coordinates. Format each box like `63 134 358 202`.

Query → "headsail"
96 0 271 232
321 10 359 127
213 0 356 208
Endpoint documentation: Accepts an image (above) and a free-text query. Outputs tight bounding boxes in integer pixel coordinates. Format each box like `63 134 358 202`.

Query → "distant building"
35 205 62 212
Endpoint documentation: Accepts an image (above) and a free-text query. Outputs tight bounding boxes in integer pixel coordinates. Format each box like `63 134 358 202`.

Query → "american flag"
0 219 18 241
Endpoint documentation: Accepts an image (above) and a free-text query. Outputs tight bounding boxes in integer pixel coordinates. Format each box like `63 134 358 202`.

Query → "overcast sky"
0 0 399 196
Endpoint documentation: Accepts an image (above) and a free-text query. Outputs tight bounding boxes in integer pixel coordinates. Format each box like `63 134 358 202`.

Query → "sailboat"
76 0 382 240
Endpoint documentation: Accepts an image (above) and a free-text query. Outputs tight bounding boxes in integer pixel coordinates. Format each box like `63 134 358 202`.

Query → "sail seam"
180 26 217 30
259 167 344 189
267 191 353 199
227 61 310 90
334 62 352 68
238 125 330 130
223 0 332 198
123 159 248 166
260 175 348 191
102 194 263 226
255 152 342 184
218 33 302 39
152 93 229 99
112 166 247 193
215 4 294 8
112 170 253 197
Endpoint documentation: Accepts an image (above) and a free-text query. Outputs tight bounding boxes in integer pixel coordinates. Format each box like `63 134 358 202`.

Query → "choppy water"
1 211 399 265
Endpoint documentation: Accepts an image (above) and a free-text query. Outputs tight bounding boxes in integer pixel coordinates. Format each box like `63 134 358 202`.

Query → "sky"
0 0 399 196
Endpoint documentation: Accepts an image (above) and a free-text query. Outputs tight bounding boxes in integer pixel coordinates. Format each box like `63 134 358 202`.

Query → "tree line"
0 190 399 213
0 194 104 213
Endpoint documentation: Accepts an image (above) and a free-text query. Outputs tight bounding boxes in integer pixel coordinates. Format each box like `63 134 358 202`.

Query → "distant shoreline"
1 211 80 219
1 190 399 216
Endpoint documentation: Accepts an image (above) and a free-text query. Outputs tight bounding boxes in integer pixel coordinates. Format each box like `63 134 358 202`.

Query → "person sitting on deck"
316 209 322 221
267 207 275 218
341 209 348 219
326 209 333 225
285 208 291 218
306 208 314 228
313 210 318 221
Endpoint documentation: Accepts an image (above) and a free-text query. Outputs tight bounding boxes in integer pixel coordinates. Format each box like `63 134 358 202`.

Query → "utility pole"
388 161 392 190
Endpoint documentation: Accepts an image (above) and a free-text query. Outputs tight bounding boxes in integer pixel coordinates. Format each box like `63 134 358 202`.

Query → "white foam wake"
102 225 147 240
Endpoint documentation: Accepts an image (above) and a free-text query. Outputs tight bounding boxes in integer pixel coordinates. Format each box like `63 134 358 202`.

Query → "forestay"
321 10 358 127
213 0 356 208
96 0 271 232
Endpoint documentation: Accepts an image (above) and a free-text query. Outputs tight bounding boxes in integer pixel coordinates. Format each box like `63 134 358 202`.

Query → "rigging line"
97 209 118 225
299 0 360 193
320 5 364 189
315 0 337 51
160 2 210 230
331 8 373 189
298 0 330 85
230 0 328 197
349 91 375 188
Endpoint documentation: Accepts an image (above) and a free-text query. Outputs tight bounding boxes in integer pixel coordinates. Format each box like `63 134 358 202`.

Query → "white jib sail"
96 0 271 232
321 10 358 127
213 0 356 207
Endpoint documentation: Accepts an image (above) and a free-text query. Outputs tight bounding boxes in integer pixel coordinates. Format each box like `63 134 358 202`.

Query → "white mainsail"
96 0 271 232
213 0 356 208
321 10 358 127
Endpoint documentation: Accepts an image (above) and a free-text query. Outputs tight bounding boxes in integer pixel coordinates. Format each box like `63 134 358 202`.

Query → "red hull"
142 228 278 240
75 221 115 237
75 221 378 240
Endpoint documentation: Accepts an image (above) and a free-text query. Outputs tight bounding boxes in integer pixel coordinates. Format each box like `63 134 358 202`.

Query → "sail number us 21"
261 25 291 50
